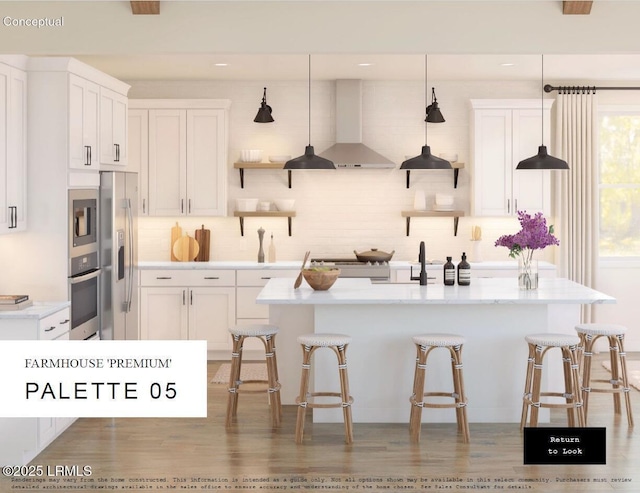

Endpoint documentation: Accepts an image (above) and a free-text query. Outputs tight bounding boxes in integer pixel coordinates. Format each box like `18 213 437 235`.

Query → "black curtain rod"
544 84 640 94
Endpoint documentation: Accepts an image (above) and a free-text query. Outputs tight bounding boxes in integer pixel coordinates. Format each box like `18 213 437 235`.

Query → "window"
599 110 640 258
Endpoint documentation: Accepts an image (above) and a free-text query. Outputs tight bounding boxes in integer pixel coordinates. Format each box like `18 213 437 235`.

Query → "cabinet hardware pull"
85 145 92 166
507 199 510 214
142 198 146 214
156 276 172 280
188 199 191 214
181 199 184 213
204 276 219 280
260 277 271 280
114 143 120 162
45 326 55 332
190 291 193 305
8 206 17 228
182 290 186 305
60 319 70 324
515 199 518 211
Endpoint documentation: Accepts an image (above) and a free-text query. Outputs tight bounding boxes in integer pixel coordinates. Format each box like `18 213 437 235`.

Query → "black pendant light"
284 55 335 170
425 87 445 123
253 87 274 123
400 54 451 188
516 55 569 170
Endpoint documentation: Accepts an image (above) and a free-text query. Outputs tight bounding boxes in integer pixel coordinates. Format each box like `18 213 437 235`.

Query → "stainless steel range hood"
319 80 395 169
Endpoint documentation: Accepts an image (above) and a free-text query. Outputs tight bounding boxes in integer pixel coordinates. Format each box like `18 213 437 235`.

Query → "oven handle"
69 268 101 284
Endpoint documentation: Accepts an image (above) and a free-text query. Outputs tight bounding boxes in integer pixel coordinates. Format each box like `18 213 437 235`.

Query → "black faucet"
410 241 428 286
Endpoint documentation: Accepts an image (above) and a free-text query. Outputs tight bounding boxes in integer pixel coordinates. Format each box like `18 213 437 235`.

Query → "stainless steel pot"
353 248 395 262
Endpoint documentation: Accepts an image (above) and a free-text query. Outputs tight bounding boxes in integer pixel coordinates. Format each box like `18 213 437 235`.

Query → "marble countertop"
256 277 615 305
0 301 70 320
140 260 555 271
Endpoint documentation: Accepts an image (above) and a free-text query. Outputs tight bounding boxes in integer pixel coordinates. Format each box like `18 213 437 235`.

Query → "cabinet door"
511 109 551 216
140 287 188 340
5 68 27 232
128 109 148 215
148 109 187 216
100 87 127 166
472 109 512 216
188 287 235 351
69 74 99 170
186 109 227 216
0 64 9 232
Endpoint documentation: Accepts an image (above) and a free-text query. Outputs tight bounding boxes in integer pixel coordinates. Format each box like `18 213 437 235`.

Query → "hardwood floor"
4 353 639 492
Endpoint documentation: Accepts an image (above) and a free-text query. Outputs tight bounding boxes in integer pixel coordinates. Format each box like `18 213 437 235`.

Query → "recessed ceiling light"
358 63 373 67
214 63 228 67
500 63 515 67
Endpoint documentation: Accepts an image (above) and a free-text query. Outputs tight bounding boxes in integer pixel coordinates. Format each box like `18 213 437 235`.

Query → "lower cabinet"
139 270 236 351
0 305 74 466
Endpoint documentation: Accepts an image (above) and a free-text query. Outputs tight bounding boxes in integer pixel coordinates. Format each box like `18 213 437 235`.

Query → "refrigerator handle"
125 198 134 313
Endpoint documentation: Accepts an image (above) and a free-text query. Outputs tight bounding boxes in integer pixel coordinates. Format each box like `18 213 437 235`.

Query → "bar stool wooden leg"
608 335 622 414
617 335 634 427
581 334 594 421
529 344 545 427
295 344 313 444
226 335 244 427
568 344 585 427
561 348 575 427
335 343 353 444
520 343 536 430
409 344 428 442
264 333 281 427
450 344 470 443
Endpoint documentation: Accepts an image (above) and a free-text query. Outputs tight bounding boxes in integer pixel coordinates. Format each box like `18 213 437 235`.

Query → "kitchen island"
256 277 614 424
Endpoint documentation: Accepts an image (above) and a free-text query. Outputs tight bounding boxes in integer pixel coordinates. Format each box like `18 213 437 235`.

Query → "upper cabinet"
99 87 128 166
129 100 231 217
0 58 27 234
69 74 99 170
470 99 552 217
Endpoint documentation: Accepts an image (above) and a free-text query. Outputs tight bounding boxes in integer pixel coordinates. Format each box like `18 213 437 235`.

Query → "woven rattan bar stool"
575 323 633 426
295 333 354 444
225 324 282 428
409 334 470 443
520 333 584 428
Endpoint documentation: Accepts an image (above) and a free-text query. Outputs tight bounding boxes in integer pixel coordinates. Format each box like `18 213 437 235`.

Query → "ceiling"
71 53 640 82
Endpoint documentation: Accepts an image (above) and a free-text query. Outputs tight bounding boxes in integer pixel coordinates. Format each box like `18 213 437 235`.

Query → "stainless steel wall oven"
68 189 101 340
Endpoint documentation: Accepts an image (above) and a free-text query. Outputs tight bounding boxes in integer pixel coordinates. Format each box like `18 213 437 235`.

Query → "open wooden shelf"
403 162 465 189
401 210 465 236
233 162 291 188
233 210 296 236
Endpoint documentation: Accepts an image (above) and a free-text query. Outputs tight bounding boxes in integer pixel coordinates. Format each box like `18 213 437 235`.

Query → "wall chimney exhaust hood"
319 80 395 169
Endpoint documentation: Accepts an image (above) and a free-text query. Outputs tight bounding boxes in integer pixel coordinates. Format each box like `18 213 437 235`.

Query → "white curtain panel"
554 90 598 323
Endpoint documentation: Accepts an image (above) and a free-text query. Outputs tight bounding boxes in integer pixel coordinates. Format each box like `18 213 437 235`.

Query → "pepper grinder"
257 227 265 263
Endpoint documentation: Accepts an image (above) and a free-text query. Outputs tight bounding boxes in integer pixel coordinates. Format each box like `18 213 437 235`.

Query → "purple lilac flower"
495 211 559 258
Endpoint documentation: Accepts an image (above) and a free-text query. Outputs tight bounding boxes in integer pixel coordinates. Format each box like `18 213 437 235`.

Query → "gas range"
310 258 390 283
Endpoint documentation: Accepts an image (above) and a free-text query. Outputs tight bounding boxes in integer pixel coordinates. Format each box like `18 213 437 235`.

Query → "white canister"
413 190 427 211
258 201 271 212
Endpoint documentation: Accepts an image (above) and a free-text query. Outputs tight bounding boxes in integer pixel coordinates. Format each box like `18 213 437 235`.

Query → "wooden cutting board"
195 225 210 262
172 235 200 262
170 222 182 261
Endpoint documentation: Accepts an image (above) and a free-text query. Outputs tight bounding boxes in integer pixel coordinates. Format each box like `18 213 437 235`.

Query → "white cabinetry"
471 99 552 217
140 270 235 351
0 58 27 233
129 100 230 218
69 74 100 170
128 109 149 214
0 305 73 466
99 87 127 166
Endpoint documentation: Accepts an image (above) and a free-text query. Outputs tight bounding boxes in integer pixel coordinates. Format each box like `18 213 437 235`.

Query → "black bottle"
443 256 455 286
457 252 471 286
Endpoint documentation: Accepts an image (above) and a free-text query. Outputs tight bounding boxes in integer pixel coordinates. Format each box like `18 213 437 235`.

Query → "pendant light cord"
308 54 311 146
425 54 428 145
541 54 544 147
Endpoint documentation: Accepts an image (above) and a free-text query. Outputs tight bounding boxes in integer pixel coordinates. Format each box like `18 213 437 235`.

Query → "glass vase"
518 257 538 290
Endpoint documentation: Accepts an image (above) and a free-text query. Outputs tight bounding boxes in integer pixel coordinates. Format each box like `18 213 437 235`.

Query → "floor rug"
211 363 267 384
602 360 640 391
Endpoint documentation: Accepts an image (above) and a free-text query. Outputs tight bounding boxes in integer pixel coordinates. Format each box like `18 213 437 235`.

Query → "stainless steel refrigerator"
100 171 138 340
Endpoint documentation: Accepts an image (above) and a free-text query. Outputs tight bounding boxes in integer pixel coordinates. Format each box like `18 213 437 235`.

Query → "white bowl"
236 198 259 212
240 150 263 163
273 199 295 211
435 193 454 206
269 155 291 163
